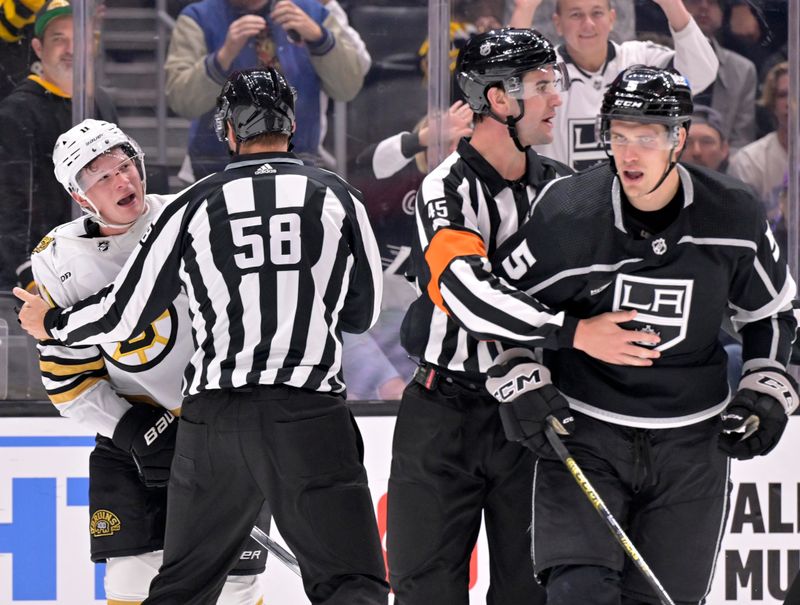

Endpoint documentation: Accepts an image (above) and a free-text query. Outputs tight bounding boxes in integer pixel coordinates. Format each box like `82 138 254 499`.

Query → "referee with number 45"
15 67 389 605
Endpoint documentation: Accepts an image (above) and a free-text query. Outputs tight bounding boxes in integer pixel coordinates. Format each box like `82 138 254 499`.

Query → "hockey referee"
16 67 390 604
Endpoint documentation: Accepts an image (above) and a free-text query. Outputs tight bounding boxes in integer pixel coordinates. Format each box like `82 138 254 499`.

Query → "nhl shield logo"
613 273 693 351
651 238 667 255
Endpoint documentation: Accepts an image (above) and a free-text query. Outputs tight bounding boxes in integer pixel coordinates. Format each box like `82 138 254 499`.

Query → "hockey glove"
112 404 177 487
486 349 574 459
718 368 799 460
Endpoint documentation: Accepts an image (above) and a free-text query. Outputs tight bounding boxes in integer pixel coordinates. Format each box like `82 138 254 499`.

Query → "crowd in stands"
0 0 794 400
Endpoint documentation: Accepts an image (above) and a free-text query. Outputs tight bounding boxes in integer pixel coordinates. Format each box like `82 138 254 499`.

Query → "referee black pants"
143 385 389 604
387 380 546 605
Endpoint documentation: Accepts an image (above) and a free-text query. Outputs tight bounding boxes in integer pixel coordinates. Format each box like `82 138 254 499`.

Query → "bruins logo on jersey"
90 509 121 538
102 304 179 372
612 274 693 351
32 235 55 255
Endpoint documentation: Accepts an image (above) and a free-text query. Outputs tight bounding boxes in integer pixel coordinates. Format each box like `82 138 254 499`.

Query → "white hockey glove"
719 368 799 460
486 349 574 459
112 405 177 487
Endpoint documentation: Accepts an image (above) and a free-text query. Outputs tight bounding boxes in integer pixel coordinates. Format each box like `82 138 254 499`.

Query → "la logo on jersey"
612 273 693 351
568 118 607 170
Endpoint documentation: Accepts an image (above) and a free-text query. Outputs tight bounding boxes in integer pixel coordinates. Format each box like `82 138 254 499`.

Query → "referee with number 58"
15 67 389 605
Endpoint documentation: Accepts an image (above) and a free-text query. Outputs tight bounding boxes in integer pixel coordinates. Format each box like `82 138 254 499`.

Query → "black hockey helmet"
597 65 692 134
214 67 297 145
456 28 565 152
456 28 559 115
597 66 693 193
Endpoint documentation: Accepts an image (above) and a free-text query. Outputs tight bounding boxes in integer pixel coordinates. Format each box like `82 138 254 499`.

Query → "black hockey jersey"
493 163 796 428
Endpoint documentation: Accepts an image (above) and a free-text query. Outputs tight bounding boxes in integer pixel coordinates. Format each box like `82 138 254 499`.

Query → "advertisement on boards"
0 416 797 604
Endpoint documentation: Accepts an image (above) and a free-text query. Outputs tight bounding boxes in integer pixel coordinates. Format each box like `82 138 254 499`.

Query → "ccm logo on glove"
491 366 546 402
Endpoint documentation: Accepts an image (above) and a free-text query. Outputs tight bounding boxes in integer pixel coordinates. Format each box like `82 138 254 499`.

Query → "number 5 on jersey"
230 213 302 270
502 240 536 280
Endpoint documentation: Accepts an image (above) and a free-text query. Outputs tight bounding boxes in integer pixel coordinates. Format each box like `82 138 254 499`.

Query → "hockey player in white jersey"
532 0 719 169
33 119 267 605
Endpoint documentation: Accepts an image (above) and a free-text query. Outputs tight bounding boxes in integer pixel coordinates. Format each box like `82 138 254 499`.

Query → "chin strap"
82 196 150 231
487 98 528 153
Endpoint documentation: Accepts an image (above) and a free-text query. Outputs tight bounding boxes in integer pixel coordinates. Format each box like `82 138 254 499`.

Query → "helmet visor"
77 149 146 195
596 117 680 153
504 62 570 100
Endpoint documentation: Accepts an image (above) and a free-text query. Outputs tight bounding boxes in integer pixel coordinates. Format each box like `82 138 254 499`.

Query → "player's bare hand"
573 310 661 366
270 0 323 43
13 287 51 341
217 15 267 70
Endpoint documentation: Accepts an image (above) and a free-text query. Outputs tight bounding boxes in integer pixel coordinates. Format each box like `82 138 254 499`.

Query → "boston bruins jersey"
534 19 718 170
33 195 192 437
493 163 796 428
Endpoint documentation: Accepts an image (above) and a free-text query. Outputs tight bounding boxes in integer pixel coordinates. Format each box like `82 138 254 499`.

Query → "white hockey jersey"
535 18 719 170
33 195 193 437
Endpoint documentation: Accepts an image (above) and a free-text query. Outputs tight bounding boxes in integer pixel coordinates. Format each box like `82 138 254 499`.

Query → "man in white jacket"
531 0 719 169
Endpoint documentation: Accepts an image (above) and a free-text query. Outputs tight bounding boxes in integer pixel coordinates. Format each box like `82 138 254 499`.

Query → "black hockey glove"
718 368 799 460
112 404 178 487
486 349 574 459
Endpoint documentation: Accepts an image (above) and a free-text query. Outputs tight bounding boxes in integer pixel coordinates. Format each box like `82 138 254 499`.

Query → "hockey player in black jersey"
388 29 663 605
488 65 798 604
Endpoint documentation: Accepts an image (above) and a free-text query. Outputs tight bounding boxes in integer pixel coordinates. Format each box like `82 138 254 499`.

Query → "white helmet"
53 119 147 228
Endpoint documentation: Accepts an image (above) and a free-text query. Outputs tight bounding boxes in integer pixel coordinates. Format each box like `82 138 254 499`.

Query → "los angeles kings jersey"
33 195 192 437
534 19 718 170
493 163 797 428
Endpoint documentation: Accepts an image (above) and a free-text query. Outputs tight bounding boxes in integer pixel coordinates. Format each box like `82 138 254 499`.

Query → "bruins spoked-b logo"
90 509 121 538
612 274 693 351
101 304 179 372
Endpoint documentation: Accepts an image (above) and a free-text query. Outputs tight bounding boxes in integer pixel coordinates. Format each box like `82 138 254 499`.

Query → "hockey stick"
249 525 302 578
544 416 675 605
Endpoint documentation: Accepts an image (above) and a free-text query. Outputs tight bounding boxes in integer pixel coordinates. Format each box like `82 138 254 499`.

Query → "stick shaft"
544 422 675 605
250 525 302 577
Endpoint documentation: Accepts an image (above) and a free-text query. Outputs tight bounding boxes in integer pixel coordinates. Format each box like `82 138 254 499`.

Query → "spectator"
0 0 117 291
684 104 729 172
0 0 45 100
315 0 371 167
508 0 636 43
728 61 787 205
720 0 780 77
165 0 365 180
346 100 474 399
684 0 755 150
531 0 719 170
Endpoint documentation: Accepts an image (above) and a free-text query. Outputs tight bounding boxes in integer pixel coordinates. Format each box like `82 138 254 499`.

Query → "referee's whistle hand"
12 287 51 340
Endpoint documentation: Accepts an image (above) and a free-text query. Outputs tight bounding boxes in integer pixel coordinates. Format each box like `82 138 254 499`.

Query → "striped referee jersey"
43 152 383 396
401 138 573 375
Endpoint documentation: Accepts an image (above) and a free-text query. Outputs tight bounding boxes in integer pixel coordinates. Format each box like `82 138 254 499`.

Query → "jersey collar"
457 138 547 197
611 164 695 235
226 151 304 171
27 74 70 98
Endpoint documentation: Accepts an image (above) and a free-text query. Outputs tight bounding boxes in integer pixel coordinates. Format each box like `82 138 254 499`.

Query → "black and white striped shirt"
44 152 383 396
401 138 574 375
